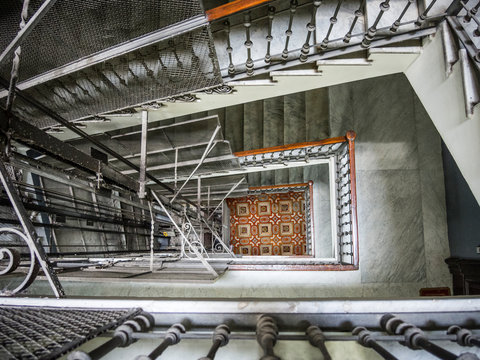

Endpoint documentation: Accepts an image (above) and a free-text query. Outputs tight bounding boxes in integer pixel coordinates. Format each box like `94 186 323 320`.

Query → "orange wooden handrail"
248 182 310 191
346 130 359 268
233 136 348 157
206 0 273 21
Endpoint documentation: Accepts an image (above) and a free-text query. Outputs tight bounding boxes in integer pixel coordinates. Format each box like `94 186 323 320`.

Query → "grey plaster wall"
329 73 451 289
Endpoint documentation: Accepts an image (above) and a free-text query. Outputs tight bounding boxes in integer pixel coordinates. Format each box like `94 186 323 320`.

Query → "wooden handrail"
233 136 348 157
206 0 273 21
248 182 310 191
346 130 359 268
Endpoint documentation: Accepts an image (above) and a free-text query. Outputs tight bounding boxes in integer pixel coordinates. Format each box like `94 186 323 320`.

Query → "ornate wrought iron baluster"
256 316 281 360
135 324 185 360
465 0 480 22
353 327 398 360
344 0 366 43
381 314 462 360
282 0 298 60
244 13 254 76
306 325 332 360
265 6 276 63
224 20 236 75
448 325 480 348
361 0 391 48
300 1 322 62
320 0 343 51
415 0 439 26
390 0 414 32
198 324 230 360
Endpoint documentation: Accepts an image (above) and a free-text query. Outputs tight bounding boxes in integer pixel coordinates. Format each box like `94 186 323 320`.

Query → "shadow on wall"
442 142 480 260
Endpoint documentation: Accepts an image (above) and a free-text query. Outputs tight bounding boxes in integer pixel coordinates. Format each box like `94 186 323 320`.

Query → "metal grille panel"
0 306 140 360
0 0 203 82
11 25 222 129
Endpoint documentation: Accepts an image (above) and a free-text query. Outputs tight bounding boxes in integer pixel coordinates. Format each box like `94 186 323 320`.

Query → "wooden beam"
206 0 272 21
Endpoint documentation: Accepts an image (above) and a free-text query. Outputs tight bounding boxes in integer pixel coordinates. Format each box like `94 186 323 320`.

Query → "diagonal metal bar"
207 177 245 220
0 159 65 298
0 0 58 66
151 190 218 277
0 76 196 208
139 110 148 198
170 125 221 204
201 218 235 257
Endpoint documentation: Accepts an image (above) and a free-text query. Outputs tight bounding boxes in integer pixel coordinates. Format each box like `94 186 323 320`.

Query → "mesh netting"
11 26 222 129
0 0 203 81
0 306 140 360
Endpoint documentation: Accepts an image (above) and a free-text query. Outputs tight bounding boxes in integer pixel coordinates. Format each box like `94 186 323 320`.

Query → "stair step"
270 70 323 80
316 59 371 67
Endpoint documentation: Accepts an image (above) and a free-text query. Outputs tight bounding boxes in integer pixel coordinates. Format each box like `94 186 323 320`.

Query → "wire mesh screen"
0 0 203 82
10 25 222 129
0 306 141 360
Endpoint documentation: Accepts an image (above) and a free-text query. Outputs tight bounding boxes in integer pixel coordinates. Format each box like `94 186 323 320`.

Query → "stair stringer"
405 30 480 205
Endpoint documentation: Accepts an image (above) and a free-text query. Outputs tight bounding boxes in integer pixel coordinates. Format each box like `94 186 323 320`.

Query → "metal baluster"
381 314 460 360
415 0 439 26
320 0 343 51
6 0 29 112
459 0 480 37
465 0 480 22
135 324 185 360
265 6 276 63
344 0 366 43
224 20 235 75
198 324 230 360
306 325 331 360
361 0 391 48
300 1 321 62
448 326 480 348
244 13 254 76
256 316 281 360
282 0 298 60
69 312 155 360
353 327 399 360
390 0 414 32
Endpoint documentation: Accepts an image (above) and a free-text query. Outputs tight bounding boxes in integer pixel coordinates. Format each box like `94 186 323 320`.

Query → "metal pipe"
207 177 245 220
170 126 220 204
139 110 148 199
